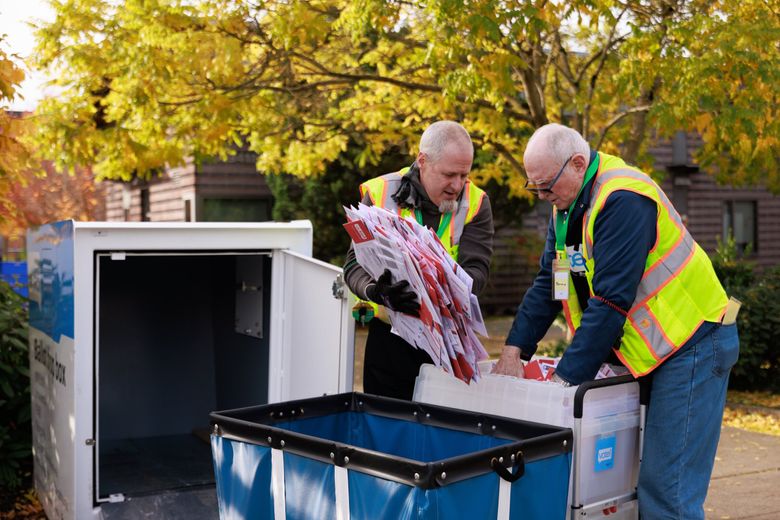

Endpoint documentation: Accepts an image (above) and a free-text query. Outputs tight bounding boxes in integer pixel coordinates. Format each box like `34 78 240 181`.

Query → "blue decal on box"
27 221 75 342
594 434 616 472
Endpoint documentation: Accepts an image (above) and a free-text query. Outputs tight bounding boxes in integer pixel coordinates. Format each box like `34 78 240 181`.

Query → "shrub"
710 233 755 297
0 281 30 491
707 233 779 391
729 266 780 392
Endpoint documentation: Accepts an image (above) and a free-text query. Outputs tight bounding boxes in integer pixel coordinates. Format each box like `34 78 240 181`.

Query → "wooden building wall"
104 152 272 223
650 133 780 271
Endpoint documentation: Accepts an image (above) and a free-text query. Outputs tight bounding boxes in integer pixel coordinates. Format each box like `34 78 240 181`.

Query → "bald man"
344 121 494 400
494 123 739 519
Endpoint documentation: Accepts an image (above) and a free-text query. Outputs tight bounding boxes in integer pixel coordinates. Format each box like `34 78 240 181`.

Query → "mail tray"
210 392 572 519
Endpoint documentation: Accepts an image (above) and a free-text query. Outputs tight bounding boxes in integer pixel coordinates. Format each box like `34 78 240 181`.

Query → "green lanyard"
554 155 600 256
415 208 452 240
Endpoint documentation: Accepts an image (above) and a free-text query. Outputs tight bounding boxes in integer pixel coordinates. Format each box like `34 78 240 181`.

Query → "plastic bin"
413 364 641 519
210 392 573 519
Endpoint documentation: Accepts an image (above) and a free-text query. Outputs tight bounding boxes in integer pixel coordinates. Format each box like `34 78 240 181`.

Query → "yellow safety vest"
560 153 728 377
356 167 486 322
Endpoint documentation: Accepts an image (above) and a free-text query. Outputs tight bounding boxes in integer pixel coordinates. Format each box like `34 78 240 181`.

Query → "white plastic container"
413 363 641 519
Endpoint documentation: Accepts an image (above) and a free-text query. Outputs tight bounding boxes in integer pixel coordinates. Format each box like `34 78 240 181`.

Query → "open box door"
270 250 354 402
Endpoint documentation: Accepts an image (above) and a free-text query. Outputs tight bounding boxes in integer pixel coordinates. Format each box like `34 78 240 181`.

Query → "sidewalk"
353 317 780 519
705 426 780 519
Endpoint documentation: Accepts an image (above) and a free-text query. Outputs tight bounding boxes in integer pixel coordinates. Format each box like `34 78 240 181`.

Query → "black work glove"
366 269 420 316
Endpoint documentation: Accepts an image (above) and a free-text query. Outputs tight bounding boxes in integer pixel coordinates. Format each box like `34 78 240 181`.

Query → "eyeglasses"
524 155 573 195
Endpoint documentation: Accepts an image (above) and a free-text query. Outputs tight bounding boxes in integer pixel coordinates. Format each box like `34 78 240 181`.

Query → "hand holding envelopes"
344 204 489 382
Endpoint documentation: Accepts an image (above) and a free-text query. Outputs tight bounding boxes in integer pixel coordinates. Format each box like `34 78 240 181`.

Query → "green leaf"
0 380 14 398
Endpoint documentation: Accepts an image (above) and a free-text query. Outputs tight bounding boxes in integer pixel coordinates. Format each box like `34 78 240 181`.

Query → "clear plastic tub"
413 364 641 514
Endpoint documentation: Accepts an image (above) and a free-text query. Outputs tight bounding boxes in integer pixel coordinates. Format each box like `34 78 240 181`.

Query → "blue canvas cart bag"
210 392 573 519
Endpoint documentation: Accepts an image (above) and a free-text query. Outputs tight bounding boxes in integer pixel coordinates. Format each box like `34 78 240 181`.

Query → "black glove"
366 269 420 316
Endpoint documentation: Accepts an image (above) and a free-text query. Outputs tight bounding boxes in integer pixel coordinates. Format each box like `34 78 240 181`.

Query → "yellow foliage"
0 54 25 100
22 0 780 194
722 407 780 437
0 41 35 205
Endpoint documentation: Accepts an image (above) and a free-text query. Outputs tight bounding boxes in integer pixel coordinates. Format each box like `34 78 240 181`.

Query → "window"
723 201 757 253
140 187 150 222
201 198 271 222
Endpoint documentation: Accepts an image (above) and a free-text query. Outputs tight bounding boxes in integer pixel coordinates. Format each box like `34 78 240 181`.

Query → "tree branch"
595 104 652 150
488 140 524 175
582 10 629 138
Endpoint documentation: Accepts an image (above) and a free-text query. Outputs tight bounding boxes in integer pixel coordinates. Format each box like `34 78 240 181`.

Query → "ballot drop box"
26 221 355 520
414 364 642 519
210 392 573 520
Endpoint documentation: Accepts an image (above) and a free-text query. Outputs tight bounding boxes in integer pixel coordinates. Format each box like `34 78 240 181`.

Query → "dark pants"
363 319 434 400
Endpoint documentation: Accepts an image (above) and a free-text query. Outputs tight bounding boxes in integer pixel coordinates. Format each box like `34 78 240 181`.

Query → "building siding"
651 133 780 270
104 157 271 223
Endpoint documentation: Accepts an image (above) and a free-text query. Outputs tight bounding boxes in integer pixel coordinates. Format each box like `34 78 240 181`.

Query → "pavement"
353 316 780 519
706 426 780 519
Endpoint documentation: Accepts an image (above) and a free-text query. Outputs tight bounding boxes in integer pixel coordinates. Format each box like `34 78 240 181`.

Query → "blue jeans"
638 323 739 519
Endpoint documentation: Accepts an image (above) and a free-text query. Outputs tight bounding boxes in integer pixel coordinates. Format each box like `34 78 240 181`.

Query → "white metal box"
27 221 355 520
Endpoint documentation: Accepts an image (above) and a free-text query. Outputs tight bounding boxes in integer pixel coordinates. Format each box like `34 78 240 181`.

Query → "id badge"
552 256 570 301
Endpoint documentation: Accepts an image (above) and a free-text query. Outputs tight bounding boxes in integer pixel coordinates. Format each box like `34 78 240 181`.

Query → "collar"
570 149 600 215
392 162 441 214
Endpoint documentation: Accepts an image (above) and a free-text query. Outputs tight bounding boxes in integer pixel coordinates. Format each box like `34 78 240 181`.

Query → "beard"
438 199 458 214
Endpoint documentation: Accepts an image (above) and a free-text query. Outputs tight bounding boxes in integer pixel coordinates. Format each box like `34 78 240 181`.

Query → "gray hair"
419 121 473 163
525 123 590 164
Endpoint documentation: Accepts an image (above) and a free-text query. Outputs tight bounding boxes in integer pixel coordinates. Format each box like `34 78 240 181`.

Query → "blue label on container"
594 434 616 472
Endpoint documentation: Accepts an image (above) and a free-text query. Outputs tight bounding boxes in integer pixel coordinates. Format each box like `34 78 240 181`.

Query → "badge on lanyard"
552 251 570 301
551 152 600 302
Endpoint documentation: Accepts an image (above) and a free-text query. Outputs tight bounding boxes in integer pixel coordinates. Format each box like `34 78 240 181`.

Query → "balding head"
419 121 473 163
524 123 590 166
523 124 592 210
416 121 474 212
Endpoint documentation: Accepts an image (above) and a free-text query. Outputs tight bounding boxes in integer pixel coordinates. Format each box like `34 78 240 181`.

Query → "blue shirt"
506 151 710 384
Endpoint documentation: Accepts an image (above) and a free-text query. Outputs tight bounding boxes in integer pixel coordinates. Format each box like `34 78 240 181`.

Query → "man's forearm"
343 245 374 300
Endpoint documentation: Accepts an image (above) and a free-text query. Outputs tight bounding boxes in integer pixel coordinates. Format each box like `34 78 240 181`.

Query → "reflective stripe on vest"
360 169 486 261
563 152 728 377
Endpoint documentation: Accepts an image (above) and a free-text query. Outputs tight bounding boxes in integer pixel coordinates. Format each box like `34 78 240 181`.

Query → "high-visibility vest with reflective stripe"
357 168 486 321
360 168 486 260
560 152 728 377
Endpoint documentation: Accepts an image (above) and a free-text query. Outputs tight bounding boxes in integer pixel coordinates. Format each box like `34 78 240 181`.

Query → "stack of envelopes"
344 203 489 383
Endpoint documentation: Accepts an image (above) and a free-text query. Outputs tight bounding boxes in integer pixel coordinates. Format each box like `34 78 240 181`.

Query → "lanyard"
554 155 600 255
415 208 452 240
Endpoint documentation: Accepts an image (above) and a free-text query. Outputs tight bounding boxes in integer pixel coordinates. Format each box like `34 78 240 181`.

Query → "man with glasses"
344 121 494 400
493 123 739 519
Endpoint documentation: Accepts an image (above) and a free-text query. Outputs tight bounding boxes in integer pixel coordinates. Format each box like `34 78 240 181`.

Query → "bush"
729 266 780 392
709 234 780 391
710 233 755 297
0 281 30 491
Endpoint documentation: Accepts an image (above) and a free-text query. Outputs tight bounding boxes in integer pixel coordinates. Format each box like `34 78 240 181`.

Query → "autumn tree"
0 38 32 202
29 0 780 197
0 162 105 243
1 35 106 244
